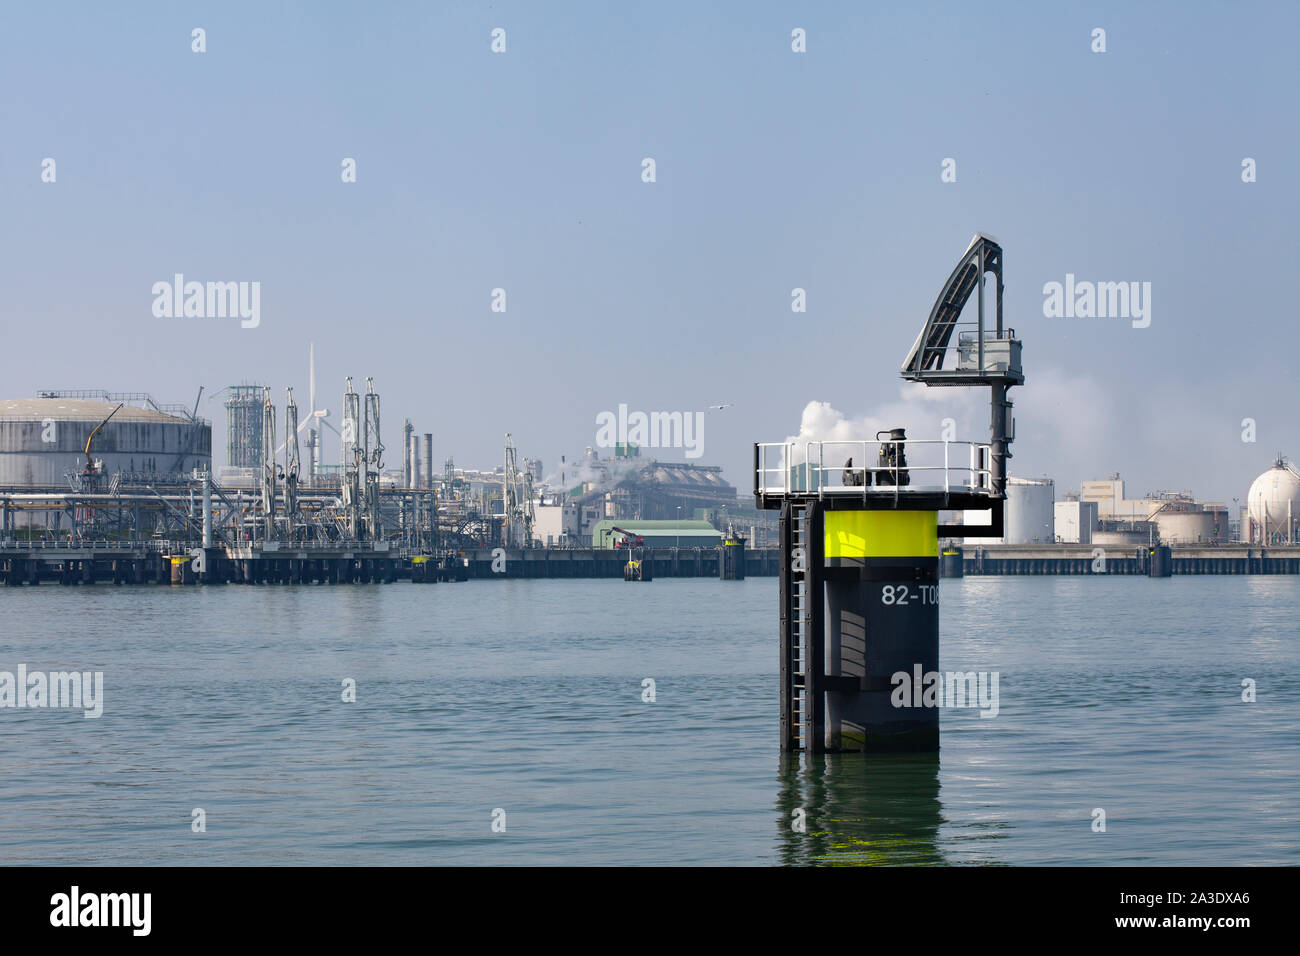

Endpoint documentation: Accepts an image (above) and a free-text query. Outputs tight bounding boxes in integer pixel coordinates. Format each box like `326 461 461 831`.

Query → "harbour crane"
607 525 643 548
81 402 125 487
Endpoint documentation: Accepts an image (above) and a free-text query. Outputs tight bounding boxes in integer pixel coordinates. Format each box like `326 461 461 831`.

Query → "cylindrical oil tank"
1154 508 1225 544
1092 530 1147 547
0 397 211 525
1002 477 1055 544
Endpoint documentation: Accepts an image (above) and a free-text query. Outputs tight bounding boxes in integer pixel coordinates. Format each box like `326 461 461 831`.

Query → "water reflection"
775 752 946 865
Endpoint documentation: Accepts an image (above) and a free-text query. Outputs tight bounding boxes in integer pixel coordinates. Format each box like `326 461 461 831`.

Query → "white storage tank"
1154 507 1226 544
1092 529 1147 547
1247 457 1300 544
0 394 210 488
962 476 1055 543
1003 477 1055 544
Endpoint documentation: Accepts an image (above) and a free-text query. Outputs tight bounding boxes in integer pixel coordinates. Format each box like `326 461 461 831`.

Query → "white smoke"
774 364 1263 502
783 385 981 464
1011 365 1117 484
542 451 643 492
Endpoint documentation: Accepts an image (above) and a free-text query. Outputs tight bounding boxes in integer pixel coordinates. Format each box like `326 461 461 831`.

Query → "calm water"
0 576 1296 865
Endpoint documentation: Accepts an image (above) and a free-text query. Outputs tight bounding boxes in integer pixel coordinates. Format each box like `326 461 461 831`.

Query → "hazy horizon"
3 1 1296 507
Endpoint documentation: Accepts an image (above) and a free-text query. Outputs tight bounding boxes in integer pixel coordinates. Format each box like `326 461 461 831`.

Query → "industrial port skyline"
3 6 1295 520
1 0 1295 919
11 363 1281 526
3 370 1289 557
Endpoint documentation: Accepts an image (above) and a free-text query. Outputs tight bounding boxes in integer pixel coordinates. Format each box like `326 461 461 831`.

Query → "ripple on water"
0 577 1296 864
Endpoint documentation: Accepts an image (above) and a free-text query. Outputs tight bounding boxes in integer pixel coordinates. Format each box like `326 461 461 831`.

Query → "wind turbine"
256 344 337 485
299 342 338 483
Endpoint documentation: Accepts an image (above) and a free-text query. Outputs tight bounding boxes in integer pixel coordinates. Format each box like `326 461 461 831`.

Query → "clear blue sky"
2 1 1297 505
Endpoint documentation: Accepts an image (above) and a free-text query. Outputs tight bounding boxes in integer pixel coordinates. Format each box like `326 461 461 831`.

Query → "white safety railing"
755 440 993 499
3 538 138 550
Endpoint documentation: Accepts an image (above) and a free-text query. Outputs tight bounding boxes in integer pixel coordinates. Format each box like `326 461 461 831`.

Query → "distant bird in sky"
707 403 733 412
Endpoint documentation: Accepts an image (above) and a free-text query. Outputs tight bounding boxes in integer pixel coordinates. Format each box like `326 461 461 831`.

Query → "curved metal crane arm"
901 233 1003 378
84 403 125 468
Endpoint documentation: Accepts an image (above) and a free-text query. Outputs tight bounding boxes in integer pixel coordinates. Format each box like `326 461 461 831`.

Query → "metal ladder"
789 502 809 752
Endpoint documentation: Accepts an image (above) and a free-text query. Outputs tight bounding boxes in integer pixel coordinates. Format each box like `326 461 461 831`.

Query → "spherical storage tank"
1247 457 1300 544
0 396 211 488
